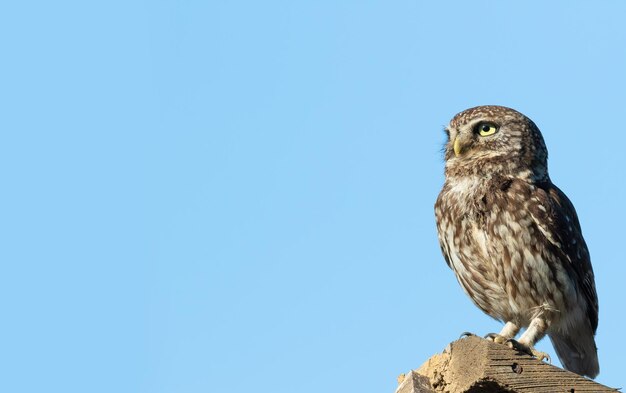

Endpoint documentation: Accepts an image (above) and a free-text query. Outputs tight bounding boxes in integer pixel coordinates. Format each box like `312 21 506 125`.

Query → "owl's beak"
453 137 463 156
453 134 472 156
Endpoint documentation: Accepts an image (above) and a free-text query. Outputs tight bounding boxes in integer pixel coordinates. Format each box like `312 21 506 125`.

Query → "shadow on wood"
395 336 617 393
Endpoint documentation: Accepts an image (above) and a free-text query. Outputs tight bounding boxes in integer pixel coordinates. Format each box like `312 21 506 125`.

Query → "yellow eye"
477 123 498 136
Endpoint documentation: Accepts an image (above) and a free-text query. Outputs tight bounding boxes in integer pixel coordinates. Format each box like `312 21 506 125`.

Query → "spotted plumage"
434 105 599 378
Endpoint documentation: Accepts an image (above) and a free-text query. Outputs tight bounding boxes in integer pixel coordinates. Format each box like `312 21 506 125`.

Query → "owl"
434 105 599 378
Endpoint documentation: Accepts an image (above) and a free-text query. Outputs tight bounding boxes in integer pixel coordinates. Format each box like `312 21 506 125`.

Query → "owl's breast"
435 178 506 316
436 177 572 323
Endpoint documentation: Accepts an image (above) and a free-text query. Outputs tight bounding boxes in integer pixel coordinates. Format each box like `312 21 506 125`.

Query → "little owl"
434 105 599 378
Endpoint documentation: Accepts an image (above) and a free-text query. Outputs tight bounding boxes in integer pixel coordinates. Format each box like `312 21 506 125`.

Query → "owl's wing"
527 181 598 332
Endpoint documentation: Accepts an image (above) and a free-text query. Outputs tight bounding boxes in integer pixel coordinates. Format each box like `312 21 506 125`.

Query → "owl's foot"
484 333 508 344
505 339 551 362
459 331 476 339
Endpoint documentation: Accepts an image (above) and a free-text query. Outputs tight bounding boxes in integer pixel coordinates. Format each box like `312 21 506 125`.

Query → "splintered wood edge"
404 336 617 393
395 370 434 393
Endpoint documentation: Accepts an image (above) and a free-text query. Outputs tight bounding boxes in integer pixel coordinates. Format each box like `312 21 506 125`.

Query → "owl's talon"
459 331 476 339
484 333 508 344
536 351 551 363
505 339 551 362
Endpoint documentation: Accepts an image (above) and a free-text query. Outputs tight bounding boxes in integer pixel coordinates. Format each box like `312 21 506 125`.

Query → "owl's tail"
549 326 599 378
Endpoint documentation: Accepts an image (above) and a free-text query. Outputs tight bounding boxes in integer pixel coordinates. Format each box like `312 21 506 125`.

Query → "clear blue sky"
1 1 625 392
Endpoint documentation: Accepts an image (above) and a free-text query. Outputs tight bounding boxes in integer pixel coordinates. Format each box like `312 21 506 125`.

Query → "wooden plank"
396 336 617 393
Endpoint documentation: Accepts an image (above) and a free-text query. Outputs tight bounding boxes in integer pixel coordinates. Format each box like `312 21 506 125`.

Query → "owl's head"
443 105 549 181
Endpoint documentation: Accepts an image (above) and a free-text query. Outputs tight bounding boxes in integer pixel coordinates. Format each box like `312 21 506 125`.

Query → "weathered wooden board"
396 336 616 393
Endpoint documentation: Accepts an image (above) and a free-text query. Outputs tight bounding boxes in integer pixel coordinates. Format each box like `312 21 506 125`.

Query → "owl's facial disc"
452 121 500 157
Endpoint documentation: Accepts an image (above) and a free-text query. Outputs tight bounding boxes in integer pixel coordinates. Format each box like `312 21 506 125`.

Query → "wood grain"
395 336 616 393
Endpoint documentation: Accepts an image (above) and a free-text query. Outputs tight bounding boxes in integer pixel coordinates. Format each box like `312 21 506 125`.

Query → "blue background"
2 1 624 392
